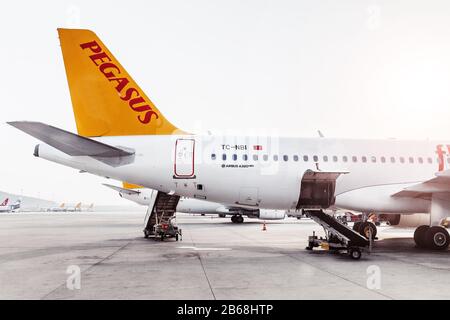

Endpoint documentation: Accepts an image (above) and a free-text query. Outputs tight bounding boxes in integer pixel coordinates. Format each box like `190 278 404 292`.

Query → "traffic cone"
262 221 267 231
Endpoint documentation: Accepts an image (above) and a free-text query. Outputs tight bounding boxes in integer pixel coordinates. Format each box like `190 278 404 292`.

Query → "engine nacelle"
258 209 286 220
380 213 429 227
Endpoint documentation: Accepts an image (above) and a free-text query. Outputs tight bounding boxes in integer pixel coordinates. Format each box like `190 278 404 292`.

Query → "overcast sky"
2 0 450 204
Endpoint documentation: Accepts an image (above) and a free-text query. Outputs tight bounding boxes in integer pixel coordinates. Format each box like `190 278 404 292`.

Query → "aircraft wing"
392 169 450 199
103 183 141 195
8 121 134 167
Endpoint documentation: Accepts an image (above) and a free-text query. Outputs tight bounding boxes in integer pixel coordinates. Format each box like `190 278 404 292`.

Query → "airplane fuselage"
36 135 447 215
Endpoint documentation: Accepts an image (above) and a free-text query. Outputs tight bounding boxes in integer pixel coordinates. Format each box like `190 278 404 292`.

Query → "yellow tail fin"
58 28 182 136
123 182 143 190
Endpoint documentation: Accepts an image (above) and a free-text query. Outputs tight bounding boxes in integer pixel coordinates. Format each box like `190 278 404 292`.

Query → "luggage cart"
153 214 182 241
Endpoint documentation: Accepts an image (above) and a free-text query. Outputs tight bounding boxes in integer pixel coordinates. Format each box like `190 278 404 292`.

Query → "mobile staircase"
305 210 371 260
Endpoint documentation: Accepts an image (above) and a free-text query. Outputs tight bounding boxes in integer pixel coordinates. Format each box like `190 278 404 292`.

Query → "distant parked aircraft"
0 198 21 213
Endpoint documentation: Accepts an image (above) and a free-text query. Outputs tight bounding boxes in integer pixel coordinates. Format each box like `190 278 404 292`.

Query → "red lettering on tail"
80 41 102 53
79 40 159 125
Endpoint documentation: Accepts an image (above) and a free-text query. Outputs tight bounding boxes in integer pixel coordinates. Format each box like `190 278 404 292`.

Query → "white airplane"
9 28 450 250
46 203 67 212
66 202 82 212
46 202 82 212
0 198 21 213
103 183 286 223
82 203 94 212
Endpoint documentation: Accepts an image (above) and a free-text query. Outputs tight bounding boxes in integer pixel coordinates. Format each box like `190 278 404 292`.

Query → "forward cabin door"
296 169 348 209
174 138 196 179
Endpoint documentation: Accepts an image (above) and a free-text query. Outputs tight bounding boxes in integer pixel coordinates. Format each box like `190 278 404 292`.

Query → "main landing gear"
231 215 244 224
414 225 450 250
353 221 377 240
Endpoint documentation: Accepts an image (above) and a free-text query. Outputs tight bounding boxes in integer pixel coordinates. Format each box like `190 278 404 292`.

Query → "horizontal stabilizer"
8 121 134 166
103 183 140 195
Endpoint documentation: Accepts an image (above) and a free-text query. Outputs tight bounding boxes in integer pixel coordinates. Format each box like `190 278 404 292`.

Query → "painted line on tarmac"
177 246 232 251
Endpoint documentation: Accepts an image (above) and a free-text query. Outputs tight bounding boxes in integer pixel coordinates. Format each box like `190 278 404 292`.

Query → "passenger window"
342 156 348 162
293 155 299 162
303 155 309 162
333 156 338 162
222 154 227 161
243 154 248 161
409 157 414 164
400 157 405 163
263 154 268 161
418 157 423 164
211 154 216 160
381 156 386 163
352 156 357 163
323 155 328 162
362 156 367 163
283 155 289 162
232 154 237 161
427 157 433 164
371 156 376 163
313 155 319 162
390 157 395 163
273 155 278 161
253 155 258 161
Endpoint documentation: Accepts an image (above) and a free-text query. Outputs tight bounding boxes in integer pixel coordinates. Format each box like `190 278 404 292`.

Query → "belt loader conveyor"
305 210 371 260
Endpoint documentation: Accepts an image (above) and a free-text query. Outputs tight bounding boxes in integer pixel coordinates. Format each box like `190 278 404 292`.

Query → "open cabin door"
174 138 196 179
296 169 348 209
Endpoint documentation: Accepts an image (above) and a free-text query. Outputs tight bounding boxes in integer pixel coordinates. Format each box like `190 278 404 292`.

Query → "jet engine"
258 209 286 220
380 213 430 227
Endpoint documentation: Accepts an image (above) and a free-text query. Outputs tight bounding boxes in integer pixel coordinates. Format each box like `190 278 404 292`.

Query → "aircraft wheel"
413 225 429 248
231 216 237 223
348 247 362 260
237 215 244 223
358 221 377 239
425 226 450 250
144 229 149 239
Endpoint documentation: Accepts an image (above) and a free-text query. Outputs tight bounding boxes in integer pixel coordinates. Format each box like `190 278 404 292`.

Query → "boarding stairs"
144 192 180 238
305 210 370 258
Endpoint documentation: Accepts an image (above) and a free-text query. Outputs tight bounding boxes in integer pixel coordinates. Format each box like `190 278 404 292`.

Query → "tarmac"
0 212 449 300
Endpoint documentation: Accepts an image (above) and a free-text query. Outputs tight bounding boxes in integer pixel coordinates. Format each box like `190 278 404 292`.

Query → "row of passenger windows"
211 153 448 164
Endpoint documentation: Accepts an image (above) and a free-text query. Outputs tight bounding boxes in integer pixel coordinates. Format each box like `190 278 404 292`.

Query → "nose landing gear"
414 225 450 250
